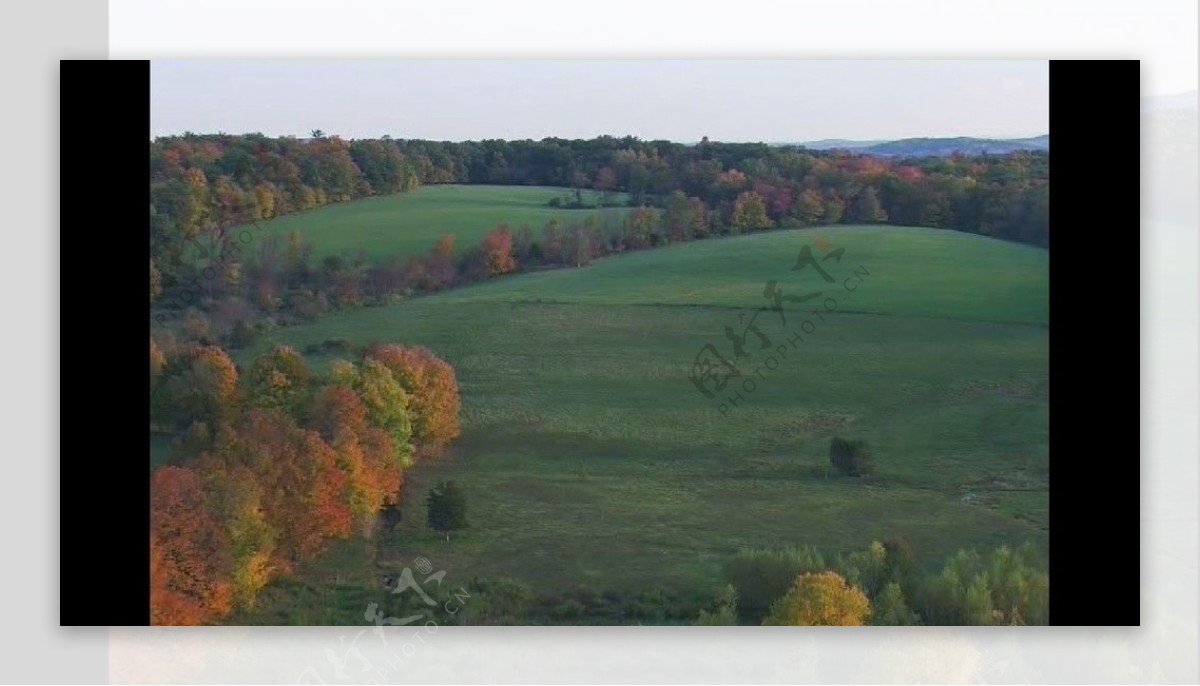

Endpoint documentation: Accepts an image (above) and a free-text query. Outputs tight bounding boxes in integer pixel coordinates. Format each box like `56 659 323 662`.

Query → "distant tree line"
150 133 1048 272
149 133 1048 350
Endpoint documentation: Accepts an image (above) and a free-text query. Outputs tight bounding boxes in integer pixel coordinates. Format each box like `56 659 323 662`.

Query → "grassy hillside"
245 184 630 261
232 224 1048 624
429 226 1048 324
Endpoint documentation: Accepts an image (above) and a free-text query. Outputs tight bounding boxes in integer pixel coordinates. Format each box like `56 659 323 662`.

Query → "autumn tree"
762 570 871 626
794 189 826 225
308 384 370 441
355 358 414 464
421 233 459 289
150 466 233 625
222 409 352 560
622 206 661 249
480 225 517 275
593 166 617 205
823 191 846 224
731 191 773 233
243 345 313 412
158 345 239 429
663 191 694 242
195 459 277 611
687 196 711 238
426 480 468 541
365 344 461 452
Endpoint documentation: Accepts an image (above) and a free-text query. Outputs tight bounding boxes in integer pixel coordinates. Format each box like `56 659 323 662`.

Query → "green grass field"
244 184 630 261
229 220 1049 624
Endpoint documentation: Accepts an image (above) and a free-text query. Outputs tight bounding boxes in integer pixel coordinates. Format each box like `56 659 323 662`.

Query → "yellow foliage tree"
763 570 871 626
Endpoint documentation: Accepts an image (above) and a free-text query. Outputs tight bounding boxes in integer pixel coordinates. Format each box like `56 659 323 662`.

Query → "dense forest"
150 133 1049 251
149 340 462 625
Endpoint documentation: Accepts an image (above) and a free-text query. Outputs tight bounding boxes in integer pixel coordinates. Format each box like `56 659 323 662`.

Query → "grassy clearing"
243 184 630 262
231 225 1048 624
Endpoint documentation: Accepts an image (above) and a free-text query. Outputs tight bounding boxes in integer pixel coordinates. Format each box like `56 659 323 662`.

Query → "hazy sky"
151 60 1049 142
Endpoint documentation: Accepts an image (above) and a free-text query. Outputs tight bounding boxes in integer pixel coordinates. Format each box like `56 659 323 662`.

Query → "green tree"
356 358 415 466
849 186 887 223
871 582 920 625
725 545 825 623
829 437 875 477
426 480 468 541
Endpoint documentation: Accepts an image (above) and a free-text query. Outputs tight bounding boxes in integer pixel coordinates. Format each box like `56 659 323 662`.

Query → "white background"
3 0 1197 682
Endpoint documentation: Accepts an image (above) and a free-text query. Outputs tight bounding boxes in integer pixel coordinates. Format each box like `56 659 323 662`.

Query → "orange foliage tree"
150 341 449 622
364 344 461 452
150 466 233 625
309 383 405 531
480 225 517 275
220 409 352 560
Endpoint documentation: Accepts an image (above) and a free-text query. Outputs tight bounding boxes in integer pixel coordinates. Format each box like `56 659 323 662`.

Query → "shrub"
461 579 534 625
830 437 875 477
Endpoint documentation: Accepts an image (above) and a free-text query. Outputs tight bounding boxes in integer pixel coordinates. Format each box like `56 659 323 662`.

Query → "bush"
625 587 668 623
461 579 534 625
830 437 875 477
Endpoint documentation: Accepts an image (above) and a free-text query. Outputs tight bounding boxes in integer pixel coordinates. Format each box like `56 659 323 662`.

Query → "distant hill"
793 135 1049 157
793 138 888 150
